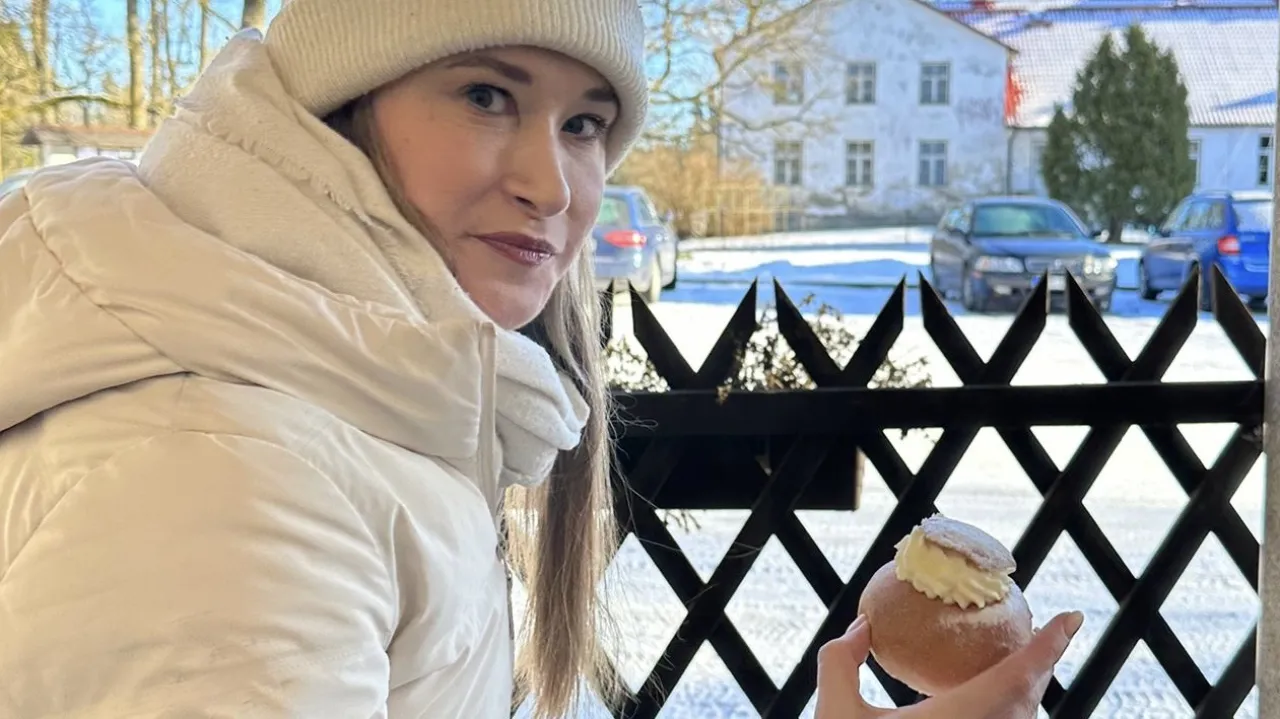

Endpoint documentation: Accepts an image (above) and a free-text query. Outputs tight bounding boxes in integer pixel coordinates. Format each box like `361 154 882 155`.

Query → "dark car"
929 196 1118 312
1138 190 1271 311
592 185 678 303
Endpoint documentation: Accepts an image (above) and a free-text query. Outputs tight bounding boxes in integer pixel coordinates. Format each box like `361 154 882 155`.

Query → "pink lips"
472 232 558 267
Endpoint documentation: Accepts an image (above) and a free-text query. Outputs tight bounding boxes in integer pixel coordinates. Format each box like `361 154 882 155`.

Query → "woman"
0 0 1076 716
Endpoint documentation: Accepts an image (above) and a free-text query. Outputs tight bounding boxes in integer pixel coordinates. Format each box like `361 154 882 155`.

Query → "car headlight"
1084 255 1117 275
972 256 1025 273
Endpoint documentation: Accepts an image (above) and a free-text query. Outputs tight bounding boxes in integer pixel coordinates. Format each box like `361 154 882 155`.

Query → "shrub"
603 293 934 529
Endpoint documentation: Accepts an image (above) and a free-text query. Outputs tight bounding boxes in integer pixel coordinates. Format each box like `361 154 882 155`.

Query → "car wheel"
961 271 987 312
663 253 678 290
929 258 943 296
1137 262 1158 301
639 254 662 304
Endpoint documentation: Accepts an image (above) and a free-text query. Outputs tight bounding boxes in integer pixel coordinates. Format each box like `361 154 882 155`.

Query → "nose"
503 122 571 219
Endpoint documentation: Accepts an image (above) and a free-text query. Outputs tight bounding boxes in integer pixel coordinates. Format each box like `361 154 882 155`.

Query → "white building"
20 125 152 167
720 0 1016 227
956 3 1278 198
722 0 1276 229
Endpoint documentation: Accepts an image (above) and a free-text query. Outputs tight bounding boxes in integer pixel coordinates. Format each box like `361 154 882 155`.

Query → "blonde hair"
324 96 620 718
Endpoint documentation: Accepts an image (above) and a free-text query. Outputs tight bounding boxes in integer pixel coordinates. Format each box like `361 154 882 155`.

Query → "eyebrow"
445 55 618 105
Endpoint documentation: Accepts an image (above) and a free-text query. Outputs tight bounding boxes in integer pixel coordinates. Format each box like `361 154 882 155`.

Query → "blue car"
1138 190 1272 310
929 196 1118 312
592 185 678 303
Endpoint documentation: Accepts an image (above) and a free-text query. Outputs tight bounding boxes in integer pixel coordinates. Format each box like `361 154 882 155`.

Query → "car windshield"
972 203 1086 238
596 195 630 227
1234 200 1273 233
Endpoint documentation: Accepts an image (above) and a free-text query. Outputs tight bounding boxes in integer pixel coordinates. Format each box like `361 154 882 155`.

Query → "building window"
1188 139 1200 187
1259 134 1272 186
846 141 874 188
919 140 947 186
846 62 876 104
1031 141 1046 191
920 62 950 105
774 140 803 186
773 61 804 105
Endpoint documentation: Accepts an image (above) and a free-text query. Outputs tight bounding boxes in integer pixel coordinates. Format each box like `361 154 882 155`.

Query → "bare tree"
29 0 50 123
148 0 162 123
127 0 145 128
0 14 38 170
61 0 116 124
642 0 839 147
241 0 265 30
198 0 210 69
164 0 180 102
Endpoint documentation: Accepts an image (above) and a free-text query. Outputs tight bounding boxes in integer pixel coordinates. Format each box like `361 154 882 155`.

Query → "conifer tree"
1042 25 1194 241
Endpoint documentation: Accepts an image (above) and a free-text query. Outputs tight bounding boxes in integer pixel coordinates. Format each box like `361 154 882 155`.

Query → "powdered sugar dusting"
920 514 1017 574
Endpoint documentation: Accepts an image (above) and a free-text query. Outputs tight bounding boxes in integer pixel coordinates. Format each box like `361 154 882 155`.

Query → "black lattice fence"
601 265 1262 718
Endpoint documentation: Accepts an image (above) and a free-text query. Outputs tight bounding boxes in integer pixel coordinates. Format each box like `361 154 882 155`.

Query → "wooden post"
1256 45 1279 718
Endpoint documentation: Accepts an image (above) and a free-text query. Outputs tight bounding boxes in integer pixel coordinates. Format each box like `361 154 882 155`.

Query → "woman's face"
370 46 618 330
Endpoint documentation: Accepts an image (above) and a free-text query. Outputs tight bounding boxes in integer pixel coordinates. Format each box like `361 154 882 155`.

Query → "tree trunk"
127 0 146 129
30 0 50 124
241 0 266 30
163 0 178 101
198 0 210 70
1107 216 1126 245
149 0 162 125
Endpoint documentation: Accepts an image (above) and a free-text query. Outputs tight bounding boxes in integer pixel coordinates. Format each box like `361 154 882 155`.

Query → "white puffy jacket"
0 31 587 718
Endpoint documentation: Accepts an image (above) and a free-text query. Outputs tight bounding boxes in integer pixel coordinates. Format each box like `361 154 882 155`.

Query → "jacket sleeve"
0 180 31 235
0 431 395 718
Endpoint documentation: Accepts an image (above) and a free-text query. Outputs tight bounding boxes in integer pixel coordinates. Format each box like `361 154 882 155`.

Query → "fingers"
816 616 890 719
1018 611 1085 675
947 610 1084 710
817 615 868 699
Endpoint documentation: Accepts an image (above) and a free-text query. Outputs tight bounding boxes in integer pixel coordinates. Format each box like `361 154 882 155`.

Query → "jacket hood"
0 33 588 489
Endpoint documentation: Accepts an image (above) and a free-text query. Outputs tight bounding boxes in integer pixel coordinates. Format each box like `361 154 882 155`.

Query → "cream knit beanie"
263 0 648 173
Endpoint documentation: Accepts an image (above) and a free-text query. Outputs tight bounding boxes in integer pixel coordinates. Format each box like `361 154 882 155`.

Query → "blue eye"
465 84 510 113
564 114 610 140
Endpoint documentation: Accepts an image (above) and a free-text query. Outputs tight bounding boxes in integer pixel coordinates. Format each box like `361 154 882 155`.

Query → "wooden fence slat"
597 267 1262 719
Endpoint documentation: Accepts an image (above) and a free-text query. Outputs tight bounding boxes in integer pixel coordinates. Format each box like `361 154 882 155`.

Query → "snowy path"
522 243 1266 717
678 236 1147 293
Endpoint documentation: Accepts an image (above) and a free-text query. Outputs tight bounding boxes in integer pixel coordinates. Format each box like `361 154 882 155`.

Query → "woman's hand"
816 611 1084 719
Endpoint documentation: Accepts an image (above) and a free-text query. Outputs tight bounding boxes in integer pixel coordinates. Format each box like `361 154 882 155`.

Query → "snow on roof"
950 5 1277 128
935 0 1273 12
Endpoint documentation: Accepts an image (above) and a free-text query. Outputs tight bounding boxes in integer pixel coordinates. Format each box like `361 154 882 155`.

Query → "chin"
468 287 549 331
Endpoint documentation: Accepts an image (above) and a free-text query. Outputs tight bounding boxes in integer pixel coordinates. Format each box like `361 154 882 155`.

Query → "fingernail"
847 614 867 634
1063 611 1085 639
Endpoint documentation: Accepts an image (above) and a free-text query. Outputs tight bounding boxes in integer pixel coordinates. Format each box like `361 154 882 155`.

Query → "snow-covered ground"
520 235 1266 718
677 224 1154 253
678 229 1147 293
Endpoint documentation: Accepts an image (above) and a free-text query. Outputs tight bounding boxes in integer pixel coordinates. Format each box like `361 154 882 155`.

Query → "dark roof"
951 5 1277 127
20 125 154 150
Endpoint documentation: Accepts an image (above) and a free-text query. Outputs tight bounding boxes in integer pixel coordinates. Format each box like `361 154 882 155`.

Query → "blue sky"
66 0 284 85
90 0 284 39
64 0 702 136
